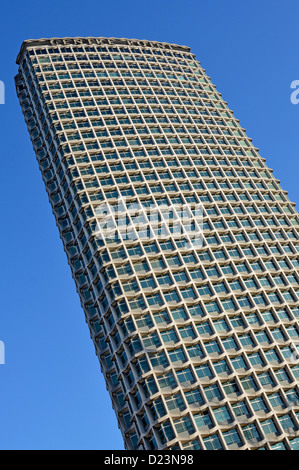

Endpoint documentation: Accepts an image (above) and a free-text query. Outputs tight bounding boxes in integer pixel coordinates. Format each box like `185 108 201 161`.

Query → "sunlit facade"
15 36 299 450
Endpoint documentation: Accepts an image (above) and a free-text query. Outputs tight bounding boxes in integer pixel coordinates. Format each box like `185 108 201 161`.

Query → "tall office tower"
15 37 299 451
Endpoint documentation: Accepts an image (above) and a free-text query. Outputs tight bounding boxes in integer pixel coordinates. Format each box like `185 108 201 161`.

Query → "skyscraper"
15 36 299 451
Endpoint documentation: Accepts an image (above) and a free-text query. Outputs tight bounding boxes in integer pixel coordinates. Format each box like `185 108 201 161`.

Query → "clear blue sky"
0 0 298 450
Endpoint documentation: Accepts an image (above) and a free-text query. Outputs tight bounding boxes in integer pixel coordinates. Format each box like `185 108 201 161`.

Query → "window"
194 411 213 429
195 363 213 380
173 271 189 283
246 313 262 326
139 276 156 290
142 331 161 349
278 414 297 433
244 278 258 290
222 337 239 352
213 359 231 375
229 280 243 291
173 415 195 436
181 286 197 300
255 331 271 345
257 371 275 387
182 439 202 450
149 351 169 369
179 325 197 341
221 298 237 311
231 355 247 371
170 306 188 321
186 343 204 360
128 296 146 312
232 400 250 419
176 367 195 385
206 266 220 278
223 428 243 448
165 255 182 267
237 260 253 275
150 257 166 270
168 347 187 364
204 301 220 314
133 259 150 273
156 273 173 286
238 332 254 347
213 318 230 333
213 406 233 425
248 352 265 367
157 372 177 390
204 383 223 402
161 328 178 344
203 433 223 450
185 389 204 408
134 355 150 376
141 376 158 399
242 423 261 442
166 393 186 413
221 264 235 276
265 349 280 364
164 290 180 303
231 316 246 329
260 418 279 436
268 392 285 409
213 282 228 295
157 420 175 445
250 396 269 414
275 368 291 384
290 437 299 450
197 284 212 297
285 325 299 340
240 375 258 393
262 311 277 324
270 442 287 451
204 339 222 355
197 321 213 336
189 267 205 280
221 379 239 396
188 304 205 318
149 398 166 421
146 292 163 307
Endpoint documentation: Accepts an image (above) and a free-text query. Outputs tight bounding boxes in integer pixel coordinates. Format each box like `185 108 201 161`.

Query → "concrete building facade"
15 37 299 450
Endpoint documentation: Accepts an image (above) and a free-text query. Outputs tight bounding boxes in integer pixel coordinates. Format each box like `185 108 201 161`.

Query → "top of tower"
16 36 192 64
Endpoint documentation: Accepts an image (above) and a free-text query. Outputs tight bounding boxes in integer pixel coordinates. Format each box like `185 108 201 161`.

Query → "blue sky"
0 0 299 450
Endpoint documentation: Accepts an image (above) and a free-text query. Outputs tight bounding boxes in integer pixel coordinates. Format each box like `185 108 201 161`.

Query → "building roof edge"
16 37 192 64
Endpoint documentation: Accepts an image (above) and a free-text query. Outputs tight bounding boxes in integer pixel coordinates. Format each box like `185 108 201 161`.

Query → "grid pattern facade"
15 37 299 451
